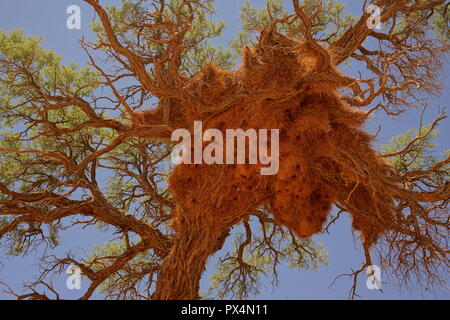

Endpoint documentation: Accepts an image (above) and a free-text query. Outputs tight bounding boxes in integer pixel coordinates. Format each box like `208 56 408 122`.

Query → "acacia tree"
0 0 448 300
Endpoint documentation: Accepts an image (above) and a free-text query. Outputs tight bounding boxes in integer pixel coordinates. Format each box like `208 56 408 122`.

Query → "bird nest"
164 31 396 247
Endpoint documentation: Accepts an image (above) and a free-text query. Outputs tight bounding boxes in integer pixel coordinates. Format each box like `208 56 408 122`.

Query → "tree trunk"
152 215 230 300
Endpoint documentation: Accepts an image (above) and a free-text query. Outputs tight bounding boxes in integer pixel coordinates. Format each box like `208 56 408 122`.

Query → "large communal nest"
132 30 448 299
130 24 450 300
160 31 396 247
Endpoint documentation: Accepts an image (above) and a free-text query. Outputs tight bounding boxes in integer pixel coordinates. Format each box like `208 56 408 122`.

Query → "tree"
0 0 448 300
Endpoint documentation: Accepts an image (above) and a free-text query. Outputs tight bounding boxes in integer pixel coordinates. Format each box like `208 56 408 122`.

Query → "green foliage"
0 30 99 100
0 216 60 255
90 0 236 74
381 125 444 171
381 124 448 188
0 30 106 254
102 137 171 213
229 0 354 55
204 219 328 299
0 31 104 193
0 0 447 300
386 2 449 45
85 239 160 297
430 3 450 44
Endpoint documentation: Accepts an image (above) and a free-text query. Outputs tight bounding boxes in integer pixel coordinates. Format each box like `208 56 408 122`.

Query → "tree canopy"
0 0 448 300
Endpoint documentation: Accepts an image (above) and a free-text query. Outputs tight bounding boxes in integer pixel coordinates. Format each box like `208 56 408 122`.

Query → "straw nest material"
138 32 396 246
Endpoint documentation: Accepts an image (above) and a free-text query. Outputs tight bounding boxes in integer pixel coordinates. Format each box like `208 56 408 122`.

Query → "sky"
0 0 448 300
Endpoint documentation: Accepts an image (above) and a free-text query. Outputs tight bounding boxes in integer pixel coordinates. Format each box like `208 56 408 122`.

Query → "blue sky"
0 0 448 300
